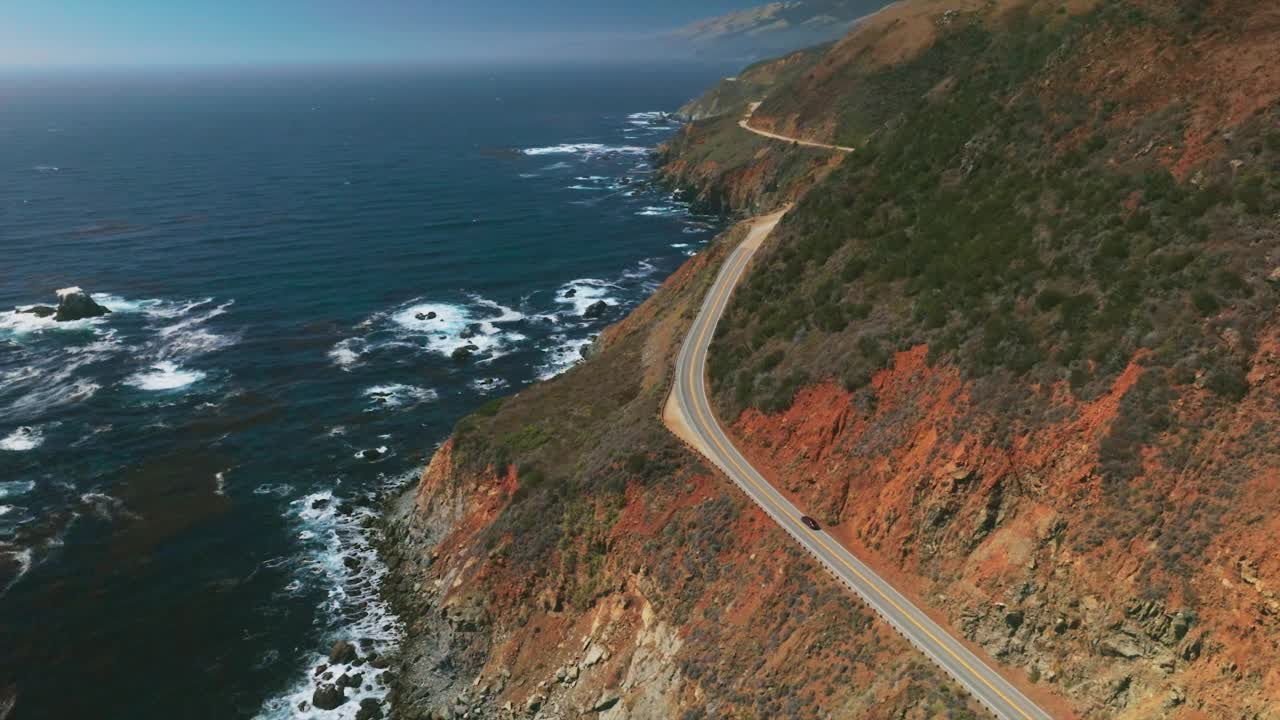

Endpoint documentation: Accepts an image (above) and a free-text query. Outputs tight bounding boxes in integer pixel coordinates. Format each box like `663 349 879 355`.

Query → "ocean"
0 63 731 719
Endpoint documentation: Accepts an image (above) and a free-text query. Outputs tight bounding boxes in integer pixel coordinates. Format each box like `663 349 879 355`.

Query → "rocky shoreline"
373 482 494 720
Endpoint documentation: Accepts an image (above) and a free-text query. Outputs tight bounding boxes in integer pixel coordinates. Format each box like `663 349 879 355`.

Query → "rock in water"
312 684 346 711
451 344 480 362
355 698 384 720
564 288 577 298
583 300 609 319
17 306 56 318
329 640 358 664
53 287 110 322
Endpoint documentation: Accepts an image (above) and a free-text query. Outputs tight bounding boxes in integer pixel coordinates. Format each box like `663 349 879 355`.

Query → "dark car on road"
801 516 820 531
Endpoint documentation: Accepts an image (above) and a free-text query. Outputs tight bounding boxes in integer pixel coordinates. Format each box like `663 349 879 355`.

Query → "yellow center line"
683 235 1039 720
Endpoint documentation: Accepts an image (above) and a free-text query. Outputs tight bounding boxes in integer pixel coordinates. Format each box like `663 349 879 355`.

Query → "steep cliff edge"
378 221 985 719
380 0 1280 718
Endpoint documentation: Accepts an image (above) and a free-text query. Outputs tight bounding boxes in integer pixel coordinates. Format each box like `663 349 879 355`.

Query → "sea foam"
126 361 206 391
0 427 43 452
523 143 649 157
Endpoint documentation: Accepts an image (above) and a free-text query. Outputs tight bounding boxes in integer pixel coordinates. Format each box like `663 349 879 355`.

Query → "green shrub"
1190 289 1220 316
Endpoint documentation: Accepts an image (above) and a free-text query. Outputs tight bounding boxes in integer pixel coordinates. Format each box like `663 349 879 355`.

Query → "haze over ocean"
0 62 731 718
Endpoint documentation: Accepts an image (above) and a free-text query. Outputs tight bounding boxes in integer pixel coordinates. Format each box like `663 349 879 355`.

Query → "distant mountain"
657 0 894 61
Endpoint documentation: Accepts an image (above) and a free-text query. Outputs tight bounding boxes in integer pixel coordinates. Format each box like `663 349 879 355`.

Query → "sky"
0 1 764 68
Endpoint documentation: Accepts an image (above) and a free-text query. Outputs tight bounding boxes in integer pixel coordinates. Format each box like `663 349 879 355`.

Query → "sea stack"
53 287 111 322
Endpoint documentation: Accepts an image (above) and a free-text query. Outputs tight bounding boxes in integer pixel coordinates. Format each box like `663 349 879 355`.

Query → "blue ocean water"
0 64 730 719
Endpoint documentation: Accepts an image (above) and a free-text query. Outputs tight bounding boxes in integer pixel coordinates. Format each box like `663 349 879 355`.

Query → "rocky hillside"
377 223 988 719
375 0 1280 718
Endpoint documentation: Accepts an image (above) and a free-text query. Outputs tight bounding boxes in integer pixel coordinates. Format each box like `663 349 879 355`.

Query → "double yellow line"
680 232 1042 720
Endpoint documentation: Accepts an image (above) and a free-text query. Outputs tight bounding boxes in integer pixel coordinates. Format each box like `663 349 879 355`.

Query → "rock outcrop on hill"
380 1 1280 718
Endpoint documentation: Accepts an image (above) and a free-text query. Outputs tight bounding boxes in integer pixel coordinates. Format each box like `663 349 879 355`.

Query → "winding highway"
662 209 1055 720
739 102 857 153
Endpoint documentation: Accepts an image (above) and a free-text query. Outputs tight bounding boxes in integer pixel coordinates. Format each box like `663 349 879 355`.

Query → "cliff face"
382 0 1280 718
379 223 985 719
729 338 1280 717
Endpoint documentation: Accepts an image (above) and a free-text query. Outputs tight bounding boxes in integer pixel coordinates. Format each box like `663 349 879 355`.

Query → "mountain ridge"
654 0 894 61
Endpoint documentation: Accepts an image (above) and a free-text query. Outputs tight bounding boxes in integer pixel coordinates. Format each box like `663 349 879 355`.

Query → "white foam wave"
536 335 594 381
0 427 43 452
389 298 526 360
554 279 618 317
671 243 690 248
354 446 391 461
126 361 205 391
469 376 510 393
0 481 35 499
0 307 102 335
622 259 659 280
79 491 138 521
254 490 403 720
637 205 687 217
253 484 294 498
1 546 34 597
328 338 364 370
363 384 438 410
523 143 650 157
154 301 235 358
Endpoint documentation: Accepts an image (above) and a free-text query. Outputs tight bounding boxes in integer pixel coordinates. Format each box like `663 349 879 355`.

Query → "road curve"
738 102 856 153
663 210 1054 720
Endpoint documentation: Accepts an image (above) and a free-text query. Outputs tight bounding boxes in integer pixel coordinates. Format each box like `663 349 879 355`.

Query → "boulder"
356 698 385 720
451 344 480 362
329 640 359 665
525 693 545 714
1100 635 1144 660
312 684 346 710
17 306 55 318
583 300 609 319
582 643 608 667
564 288 577 298
53 288 110 322
591 693 620 712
